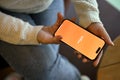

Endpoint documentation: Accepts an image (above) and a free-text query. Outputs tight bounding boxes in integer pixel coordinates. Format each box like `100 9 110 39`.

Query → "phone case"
55 20 105 60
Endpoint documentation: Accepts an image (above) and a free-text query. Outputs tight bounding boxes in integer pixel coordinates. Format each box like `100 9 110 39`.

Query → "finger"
77 54 82 59
82 58 88 63
49 35 62 44
93 50 103 67
51 13 64 34
71 17 76 22
73 51 82 59
57 12 64 23
99 27 114 46
73 50 79 55
74 51 90 62
54 13 64 29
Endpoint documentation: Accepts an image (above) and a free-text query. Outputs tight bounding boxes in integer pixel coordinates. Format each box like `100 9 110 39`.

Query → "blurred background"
0 0 120 80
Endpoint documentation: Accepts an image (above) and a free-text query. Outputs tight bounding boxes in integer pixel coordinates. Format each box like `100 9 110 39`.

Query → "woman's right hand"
37 13 64 44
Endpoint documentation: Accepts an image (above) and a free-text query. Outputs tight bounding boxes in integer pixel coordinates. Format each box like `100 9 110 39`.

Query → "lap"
0 0 81 79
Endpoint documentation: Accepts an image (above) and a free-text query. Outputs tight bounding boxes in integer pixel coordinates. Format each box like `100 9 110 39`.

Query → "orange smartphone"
55 20 105 60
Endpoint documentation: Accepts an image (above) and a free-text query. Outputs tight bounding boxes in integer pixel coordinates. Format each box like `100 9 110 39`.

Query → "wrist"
88 22 103 29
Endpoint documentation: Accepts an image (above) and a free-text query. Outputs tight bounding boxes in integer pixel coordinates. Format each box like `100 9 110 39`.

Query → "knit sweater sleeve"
0 11 43 45
71 0 102 28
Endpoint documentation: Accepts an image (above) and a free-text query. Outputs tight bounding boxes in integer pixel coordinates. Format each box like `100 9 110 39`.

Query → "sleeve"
0 11 43 45
71 0 102 28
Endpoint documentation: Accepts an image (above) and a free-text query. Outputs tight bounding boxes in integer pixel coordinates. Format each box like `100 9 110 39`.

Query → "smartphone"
55 20 105 60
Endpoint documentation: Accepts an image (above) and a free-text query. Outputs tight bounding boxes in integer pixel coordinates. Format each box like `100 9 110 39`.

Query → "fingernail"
112 42 114 46
78 55 82 59
83 58 88 63
56 35 62 39
110 41 114 46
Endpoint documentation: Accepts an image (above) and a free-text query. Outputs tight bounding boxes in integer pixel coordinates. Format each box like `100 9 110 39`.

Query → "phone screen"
55 20 105 60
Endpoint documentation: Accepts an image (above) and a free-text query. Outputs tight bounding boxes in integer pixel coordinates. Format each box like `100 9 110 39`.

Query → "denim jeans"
0 0 81 80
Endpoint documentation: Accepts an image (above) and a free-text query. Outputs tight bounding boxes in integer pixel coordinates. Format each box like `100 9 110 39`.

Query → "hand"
75 22 114 67
37 13 64 44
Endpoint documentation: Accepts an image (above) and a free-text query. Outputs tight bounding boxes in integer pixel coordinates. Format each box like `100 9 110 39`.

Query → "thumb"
93 50 103 67
100 27 114 46
49 35 62 44
56 12 64 25
52 13 64 31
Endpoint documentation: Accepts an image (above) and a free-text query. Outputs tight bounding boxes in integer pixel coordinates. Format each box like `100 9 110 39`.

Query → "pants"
0 0 81 80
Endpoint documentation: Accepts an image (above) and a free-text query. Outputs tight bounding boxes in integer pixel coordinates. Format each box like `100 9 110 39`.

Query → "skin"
37 13 63 44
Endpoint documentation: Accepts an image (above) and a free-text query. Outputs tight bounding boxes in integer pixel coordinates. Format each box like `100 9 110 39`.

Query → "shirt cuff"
79 10 102 28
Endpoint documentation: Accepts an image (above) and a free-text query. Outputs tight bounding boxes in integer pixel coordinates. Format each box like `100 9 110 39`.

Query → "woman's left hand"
75 22 114 67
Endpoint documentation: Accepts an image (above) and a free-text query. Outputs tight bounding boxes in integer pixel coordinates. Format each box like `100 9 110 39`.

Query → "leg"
0 11 56 79
0 0 81 80
30 0 81 80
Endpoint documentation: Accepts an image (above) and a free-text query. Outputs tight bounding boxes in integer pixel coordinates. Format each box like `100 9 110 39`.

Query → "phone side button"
96 47 101 54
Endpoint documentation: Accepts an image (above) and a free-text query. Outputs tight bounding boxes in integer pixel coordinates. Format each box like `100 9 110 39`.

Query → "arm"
71 0 101 28
0 11 43 45
0 12 63 45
